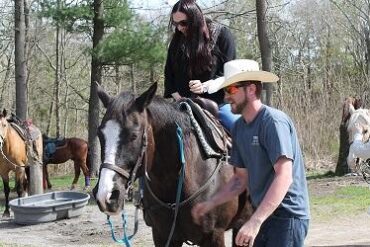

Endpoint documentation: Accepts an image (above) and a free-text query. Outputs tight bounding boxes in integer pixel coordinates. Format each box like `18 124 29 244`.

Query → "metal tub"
9 191 90 225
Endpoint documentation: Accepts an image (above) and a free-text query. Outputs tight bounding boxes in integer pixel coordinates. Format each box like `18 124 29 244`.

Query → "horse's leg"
70 160 81 190
2 175 11 218
43 163 52 189
152 229 183 247
201 230 226 247
15 166 27 197
80 160 90 190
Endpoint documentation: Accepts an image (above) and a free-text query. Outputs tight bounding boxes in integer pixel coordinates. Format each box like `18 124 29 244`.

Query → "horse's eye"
130 133 138 141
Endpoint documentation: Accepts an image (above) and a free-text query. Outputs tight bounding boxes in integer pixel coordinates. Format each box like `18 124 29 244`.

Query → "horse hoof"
70 185 76 190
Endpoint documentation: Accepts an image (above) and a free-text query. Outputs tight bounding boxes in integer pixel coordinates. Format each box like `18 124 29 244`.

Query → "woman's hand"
189 80 205 94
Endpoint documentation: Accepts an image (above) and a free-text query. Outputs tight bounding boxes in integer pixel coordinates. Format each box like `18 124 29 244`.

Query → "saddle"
43 136 66 159
179 98 231 159
8 114 41 158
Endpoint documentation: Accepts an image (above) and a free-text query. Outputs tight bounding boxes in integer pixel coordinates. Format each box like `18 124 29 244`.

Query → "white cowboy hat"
204 59 279 94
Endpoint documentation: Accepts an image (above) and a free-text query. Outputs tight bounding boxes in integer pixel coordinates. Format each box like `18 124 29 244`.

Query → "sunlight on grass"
310 186 370 222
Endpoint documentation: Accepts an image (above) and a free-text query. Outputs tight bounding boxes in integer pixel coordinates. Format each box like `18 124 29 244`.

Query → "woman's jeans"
218 103 240 132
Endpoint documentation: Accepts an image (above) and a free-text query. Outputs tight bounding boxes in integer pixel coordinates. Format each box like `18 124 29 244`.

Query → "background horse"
0 109 43 217
93 83 253 246
43 135 90 190
345 99 370 173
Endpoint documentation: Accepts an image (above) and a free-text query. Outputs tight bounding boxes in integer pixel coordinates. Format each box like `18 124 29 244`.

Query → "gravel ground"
0 176 370 247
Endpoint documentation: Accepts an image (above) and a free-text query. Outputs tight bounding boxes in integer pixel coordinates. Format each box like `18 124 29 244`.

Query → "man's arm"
250 156 292 224
191 167 248 224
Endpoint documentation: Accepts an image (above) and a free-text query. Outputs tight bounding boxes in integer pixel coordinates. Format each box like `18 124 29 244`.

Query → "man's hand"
235 218 262 247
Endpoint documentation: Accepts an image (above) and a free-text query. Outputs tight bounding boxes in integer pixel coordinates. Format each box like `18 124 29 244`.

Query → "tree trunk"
130 63 136 94
335 123 351 175
15 0 42 195
54 0 61 137
14 0 27 119
256 0 273 106
88 0 104 176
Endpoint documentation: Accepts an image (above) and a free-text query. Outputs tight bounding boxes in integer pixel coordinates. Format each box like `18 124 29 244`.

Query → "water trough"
9 191 90 225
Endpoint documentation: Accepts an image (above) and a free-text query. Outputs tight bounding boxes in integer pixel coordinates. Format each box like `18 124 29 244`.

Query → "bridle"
0 121 22 169
100 128 148 187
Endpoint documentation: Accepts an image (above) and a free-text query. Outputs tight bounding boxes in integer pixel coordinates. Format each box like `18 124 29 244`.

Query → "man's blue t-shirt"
230 105 310 219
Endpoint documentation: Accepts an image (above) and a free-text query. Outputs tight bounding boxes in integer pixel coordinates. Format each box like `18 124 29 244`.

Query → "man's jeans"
253 208 309 247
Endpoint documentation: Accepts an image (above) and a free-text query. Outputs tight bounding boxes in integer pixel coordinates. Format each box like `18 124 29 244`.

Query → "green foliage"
36 0 167 67
38 0 93 32
96 20 166 65
310 185 370 221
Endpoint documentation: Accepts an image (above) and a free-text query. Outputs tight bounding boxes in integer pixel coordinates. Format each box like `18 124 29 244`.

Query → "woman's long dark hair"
169 0 213 78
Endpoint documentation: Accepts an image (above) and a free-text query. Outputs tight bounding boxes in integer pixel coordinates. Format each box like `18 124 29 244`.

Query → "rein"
144 120 226 209
0 130 25 169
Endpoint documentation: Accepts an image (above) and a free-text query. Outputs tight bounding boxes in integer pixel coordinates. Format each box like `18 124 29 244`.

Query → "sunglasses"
172 20 189 27
224 84 245 95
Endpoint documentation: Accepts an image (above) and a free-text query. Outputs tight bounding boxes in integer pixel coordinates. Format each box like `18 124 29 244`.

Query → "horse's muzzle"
93 186 124 215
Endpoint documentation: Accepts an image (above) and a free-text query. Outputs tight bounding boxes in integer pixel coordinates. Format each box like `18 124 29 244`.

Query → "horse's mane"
107 91 192 132
148 96 192 132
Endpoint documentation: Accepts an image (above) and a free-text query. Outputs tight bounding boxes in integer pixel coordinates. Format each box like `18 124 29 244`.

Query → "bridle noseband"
100 129 148 187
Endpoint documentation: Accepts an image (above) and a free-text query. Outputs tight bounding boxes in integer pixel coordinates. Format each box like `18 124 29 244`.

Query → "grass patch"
310 185 370 222
306 170 336 180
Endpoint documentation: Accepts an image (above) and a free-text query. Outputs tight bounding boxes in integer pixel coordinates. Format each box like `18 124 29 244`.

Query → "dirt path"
0 177 370 246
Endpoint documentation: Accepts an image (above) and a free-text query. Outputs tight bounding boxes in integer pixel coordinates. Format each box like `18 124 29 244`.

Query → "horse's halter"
0 119 8 146
100 128 148 187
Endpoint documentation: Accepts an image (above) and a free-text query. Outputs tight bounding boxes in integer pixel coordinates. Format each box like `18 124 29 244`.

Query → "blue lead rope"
107 213 133 246
106 124 186 247
164 124 186 247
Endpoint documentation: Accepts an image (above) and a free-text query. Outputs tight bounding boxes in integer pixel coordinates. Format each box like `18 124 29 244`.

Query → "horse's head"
346 105 370 143
93 83 157 215
0 109 9 146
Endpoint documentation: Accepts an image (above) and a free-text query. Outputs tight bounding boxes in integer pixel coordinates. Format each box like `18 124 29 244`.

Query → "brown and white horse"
92 83 253 246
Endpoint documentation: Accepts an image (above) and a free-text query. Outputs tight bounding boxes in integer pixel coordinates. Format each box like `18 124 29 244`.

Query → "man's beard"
232 98 248 114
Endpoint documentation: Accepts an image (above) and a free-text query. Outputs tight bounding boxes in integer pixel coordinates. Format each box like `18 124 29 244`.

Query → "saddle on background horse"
43 135 67 160
178 98 231 159
8 113 41 158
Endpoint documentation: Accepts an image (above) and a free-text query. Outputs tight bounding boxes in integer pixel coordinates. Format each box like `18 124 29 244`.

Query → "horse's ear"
2 109 7 117
349 103 355 115
134 82 157 112
97 84 112 109
354 97 363 109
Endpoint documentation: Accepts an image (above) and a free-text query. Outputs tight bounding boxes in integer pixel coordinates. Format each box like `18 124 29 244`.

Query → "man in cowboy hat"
192 59 310 247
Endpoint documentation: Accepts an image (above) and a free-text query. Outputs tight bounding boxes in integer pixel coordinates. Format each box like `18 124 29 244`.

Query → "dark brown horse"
43 136 90 190
93 83 253 246
0 109 43 217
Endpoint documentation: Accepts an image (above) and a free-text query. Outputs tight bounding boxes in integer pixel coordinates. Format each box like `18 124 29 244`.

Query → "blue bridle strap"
164 123 186 247
107 212 135 247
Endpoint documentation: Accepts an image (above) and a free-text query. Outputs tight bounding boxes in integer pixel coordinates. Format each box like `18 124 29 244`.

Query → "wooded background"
1 0 369 177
